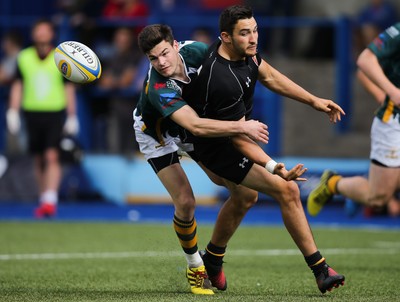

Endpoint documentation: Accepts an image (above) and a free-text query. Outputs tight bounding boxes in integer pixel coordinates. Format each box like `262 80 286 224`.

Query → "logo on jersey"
386 26 399 38
154 82 166 90
166 80 182 94
372 35 385 50
245 77 251 88
160 92 181 109
239 157 249 169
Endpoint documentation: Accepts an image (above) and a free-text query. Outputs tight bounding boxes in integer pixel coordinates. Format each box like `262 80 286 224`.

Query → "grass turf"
0 222 399 302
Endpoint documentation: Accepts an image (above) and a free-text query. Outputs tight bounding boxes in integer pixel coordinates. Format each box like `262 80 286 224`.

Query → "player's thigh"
222 178 258 205
197 161 225 186
157 163 195 202
368 163 399 201
198 159 258 205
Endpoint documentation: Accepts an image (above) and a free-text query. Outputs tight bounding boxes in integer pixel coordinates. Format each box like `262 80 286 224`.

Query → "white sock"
186 251 203 268
40 190 58 205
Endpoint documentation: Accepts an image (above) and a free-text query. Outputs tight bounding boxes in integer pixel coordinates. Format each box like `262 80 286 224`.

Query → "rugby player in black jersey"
185 5 346 294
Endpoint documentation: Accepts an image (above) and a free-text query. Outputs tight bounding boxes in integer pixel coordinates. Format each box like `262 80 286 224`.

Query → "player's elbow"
356 49 372 71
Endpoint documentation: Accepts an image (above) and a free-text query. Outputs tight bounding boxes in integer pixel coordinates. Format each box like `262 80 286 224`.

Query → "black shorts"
23 110 65 154
194 138 254 184
148 151 180 174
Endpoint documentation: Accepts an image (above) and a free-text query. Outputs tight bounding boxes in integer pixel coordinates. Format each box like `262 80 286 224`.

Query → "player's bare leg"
365 163 399 208
197 163 258 290
242 164 344 293
34 148 61 218
157 163 214 295
210 183 258 246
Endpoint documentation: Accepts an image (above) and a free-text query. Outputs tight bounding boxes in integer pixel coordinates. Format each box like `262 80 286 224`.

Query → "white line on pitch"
0 247 399 261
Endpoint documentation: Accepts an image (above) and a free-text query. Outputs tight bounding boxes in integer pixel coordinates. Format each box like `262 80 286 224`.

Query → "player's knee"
231 190 258 210
242 191 258 209
175 195 196 216
277 181 300 205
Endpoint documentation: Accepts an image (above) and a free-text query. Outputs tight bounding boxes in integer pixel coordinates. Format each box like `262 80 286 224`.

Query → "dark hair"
138 24 174 54
31 18 55 32
219 5 254 35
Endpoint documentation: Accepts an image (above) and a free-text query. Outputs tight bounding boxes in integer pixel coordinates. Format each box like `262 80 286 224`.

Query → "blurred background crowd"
0 0 399 217
1 0 399 155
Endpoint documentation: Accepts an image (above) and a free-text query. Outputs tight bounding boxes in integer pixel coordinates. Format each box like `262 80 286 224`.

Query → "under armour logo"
239 157 249 168
245 77 251 87
71 50 77 56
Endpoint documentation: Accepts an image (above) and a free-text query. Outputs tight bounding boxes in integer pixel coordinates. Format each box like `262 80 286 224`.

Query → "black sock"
204 242 226 275
305 251 326 277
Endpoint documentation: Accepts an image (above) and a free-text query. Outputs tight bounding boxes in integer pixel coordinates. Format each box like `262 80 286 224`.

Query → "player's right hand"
6 108 20 135
244 119 269 144
274 163 307 181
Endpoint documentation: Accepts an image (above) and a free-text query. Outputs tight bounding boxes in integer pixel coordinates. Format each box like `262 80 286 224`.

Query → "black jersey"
187 39 262 122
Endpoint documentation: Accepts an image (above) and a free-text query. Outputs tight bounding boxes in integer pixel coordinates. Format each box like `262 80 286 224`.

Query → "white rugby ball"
54 41 102 84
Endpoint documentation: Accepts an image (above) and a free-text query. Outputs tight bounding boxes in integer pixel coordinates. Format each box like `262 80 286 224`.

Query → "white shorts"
133 109 194 160
370 115 400 167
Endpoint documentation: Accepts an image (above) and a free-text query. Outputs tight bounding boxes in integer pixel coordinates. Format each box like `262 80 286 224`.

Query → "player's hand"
6 108 21 134
388 88 400 108
63 115 80 135
313 98 346 123
273 163 307 181
244 119 269 144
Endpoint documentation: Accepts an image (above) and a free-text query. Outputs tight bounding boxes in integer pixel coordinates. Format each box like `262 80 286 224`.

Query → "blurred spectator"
201 0 243 10
53 0 107 44
354 0 398 54
191 27 213 45
102 0 149 19
6 19 79 218
0 31 23 86
246 0 298 57
0 31 24 155
96 27 143 154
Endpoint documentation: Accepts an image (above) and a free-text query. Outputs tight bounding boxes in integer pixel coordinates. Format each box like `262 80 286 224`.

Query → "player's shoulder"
179 40 208 53
178 41 208 64
147 69 167 93
146 68 180 99
368 23 400 54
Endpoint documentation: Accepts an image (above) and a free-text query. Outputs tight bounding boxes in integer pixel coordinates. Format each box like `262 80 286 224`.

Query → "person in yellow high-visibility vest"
6 19 79 218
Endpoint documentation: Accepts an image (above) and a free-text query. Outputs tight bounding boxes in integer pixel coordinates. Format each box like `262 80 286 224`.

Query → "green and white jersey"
368 23 400 123
134 41 208 144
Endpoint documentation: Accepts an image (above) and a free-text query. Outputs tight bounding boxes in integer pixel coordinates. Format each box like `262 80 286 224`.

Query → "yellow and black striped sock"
173 215 198 255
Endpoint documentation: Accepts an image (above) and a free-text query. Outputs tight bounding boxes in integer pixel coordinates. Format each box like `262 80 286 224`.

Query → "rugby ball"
54 41 102 84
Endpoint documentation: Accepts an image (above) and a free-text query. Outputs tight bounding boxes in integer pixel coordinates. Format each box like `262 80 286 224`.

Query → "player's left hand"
313 98 346 123
274 163 307 181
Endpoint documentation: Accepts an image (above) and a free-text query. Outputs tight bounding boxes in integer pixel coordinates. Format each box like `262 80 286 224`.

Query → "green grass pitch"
0 222 399 302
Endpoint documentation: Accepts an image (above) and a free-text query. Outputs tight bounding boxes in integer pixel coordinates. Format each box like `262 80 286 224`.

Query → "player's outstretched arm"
257 59 345 123
171 105 269 143
231 135 307 181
